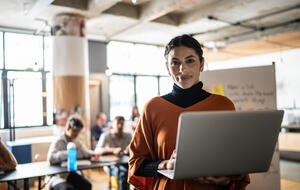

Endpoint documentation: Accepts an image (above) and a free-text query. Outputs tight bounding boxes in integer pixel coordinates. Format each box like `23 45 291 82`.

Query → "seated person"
0 138 17 171
95 116 132 190
46 115 96 190
130 106 140 132
91 112 109 149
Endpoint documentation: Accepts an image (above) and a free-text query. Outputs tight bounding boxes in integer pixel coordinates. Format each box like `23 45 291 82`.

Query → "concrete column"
51 13 90 148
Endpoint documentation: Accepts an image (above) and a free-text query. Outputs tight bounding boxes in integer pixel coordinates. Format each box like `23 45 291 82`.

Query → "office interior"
0 0 300 190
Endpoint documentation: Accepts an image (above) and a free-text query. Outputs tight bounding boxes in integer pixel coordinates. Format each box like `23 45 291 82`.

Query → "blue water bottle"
67 142 77 171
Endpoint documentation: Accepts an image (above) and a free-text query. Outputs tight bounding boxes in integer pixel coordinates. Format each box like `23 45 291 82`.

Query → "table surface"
0 155 129 182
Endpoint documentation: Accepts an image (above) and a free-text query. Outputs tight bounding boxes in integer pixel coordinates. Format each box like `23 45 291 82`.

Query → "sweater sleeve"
134 159 161 177
128 101 157 189
47 138 68 165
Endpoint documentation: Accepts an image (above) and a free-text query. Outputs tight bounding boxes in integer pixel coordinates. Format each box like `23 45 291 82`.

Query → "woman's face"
166 46 204 89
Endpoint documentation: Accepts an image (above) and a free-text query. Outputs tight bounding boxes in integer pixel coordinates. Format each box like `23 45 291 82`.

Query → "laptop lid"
166 110 284 179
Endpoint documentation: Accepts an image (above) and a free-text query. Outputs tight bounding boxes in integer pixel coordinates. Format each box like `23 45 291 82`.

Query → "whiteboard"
201 65 280 190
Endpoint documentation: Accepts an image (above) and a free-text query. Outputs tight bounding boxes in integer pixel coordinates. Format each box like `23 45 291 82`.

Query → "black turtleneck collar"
161 81 211 108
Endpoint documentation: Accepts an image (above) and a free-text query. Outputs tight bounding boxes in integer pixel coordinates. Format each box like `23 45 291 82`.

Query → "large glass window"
7 72 43 127
0 32 3 68
5 33 43 70
44 36 53 72
0 71 3 128
109 75 135 120
136 76 158 112
108 41 170 120
107 41 166 75
0 33 3 128
159 76 173 96
46 73 53 125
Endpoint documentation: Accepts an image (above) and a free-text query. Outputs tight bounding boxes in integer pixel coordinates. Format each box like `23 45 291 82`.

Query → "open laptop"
158 110 284 179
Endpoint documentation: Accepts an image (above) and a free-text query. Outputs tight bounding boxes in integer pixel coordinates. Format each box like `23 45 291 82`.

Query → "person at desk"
128 34 250 190
46 115 95 190
130 106 140 132
0 139 17 171
91 112 109 149
95 116 132 190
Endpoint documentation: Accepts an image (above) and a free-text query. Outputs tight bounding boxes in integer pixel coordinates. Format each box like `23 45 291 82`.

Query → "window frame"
0 31 52 129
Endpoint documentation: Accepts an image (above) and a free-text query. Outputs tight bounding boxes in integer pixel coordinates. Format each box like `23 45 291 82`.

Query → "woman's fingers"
166 158 175 169
165 150 177 170
170 150 176 159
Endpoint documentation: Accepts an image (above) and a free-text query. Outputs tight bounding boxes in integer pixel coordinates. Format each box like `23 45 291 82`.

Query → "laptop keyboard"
162 170 174 175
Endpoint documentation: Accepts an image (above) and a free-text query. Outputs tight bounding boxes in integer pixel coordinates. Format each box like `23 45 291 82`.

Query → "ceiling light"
132 0 138 4
105 68 112 76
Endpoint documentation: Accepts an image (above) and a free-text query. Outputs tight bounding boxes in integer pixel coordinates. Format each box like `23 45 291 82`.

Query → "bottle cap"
67 142 76 149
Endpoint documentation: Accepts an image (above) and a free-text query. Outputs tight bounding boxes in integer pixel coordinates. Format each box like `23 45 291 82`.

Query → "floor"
280 160 300 182
27 168 300 190
8 163 294 190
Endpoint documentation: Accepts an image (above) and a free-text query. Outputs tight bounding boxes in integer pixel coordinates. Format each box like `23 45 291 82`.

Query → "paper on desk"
60 160 91 167
99 155 119 162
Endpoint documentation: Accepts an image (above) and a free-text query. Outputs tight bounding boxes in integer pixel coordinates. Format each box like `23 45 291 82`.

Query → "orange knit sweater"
129 95 250 190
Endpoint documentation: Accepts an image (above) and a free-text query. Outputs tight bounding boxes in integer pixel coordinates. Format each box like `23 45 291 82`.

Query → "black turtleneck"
161 81 211 108
134 81 211 177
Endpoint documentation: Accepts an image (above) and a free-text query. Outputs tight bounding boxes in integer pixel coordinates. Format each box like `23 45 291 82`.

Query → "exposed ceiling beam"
190 6 300 48
103 2 139 19
180 0 246 24
107 0 196 39
26 0 55 17
217 18 300 45
104 2 180 26
51 0 88 10
86 0 122 17
152 14 180 26
180 1 299 25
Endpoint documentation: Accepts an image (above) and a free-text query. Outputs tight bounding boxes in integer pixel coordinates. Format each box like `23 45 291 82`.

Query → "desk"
0 156 129 190
281 125 300 133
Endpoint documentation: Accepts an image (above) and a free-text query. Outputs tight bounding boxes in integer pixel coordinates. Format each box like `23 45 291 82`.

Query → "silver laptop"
158 110 284 179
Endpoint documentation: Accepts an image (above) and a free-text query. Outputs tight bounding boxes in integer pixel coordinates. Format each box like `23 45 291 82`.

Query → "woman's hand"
113 147 122 155
90 155 99 161
158 150 176 170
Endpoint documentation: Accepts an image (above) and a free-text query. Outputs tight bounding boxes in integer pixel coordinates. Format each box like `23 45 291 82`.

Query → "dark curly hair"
164 34 204 63
67 116 84 129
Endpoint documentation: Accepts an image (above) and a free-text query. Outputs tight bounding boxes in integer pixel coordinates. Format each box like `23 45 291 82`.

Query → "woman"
128 35 250 190
131 106 140 131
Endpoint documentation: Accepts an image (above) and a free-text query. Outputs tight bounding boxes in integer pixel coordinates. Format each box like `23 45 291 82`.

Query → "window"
159 76 173 96
0 32 52 128
0 71 3 128
108 74 173 120
44 36 53 72
108 41 171 120
107 41 166 75
5 33 43 70
46 73 53 125
136 76 158 112
0 33 3 128
0 32 3 68
109 75 135 120
7 72 43 127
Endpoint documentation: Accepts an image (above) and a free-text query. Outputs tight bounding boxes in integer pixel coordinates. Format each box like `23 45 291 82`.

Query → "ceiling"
0 0 299 63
